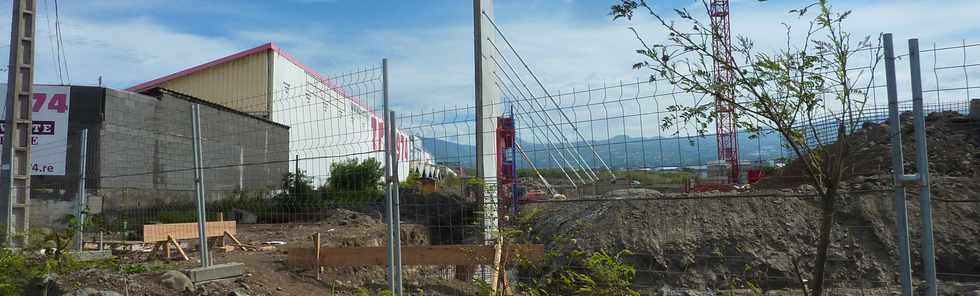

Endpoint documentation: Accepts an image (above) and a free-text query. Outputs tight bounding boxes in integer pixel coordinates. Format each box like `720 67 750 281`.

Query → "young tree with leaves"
611 0 879 294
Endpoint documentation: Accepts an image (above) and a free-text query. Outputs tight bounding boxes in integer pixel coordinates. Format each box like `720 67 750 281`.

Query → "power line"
481 11 615 179
43 0 64 84
54 0 71 83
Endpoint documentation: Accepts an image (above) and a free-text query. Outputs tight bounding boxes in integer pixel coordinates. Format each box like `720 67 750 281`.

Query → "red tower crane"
710 0 740 184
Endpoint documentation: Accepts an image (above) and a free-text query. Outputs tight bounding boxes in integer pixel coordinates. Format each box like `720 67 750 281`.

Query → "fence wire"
21 36 980 296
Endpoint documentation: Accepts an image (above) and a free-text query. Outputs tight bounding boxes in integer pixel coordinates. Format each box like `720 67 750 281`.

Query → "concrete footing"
186 262 244 283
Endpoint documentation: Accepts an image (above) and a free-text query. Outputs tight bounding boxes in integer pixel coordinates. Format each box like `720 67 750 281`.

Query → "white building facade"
129 43 427 184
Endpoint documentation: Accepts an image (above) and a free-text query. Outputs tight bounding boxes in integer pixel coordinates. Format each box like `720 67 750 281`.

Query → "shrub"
325 158 384 203
519 250 639 296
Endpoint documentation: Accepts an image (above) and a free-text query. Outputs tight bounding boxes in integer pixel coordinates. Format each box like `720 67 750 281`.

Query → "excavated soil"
49 208 479 296
523 112 980 294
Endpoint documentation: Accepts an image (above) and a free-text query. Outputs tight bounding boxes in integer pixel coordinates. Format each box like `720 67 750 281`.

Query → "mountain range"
421 131 787 170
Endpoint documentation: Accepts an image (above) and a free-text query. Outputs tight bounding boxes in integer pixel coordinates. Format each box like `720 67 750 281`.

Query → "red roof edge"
126 43 275 92
126 42 373 117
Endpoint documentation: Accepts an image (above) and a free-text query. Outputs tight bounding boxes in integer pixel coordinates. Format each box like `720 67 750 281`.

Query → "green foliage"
519 250 640 296
0 222 179 295
328 158 383 192
433 174 487 197
355 288 394 296
326 158 384 203
278 169 317 200
401 170 422 190
0 248 34 295
612 1 872 295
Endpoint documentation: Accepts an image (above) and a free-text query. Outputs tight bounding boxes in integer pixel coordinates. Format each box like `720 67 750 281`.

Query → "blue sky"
3 0 980 112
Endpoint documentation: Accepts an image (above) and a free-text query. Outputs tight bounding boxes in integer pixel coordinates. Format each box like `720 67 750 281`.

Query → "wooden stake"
225 231 244 246
490 236 504 293
314 232 321 280
502 270 513 296
164 241 172 260
218 212 226 248
167 235 189 261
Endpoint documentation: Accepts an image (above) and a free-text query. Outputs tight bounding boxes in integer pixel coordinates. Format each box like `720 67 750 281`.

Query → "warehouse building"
1 85 289 227
127 43 431 183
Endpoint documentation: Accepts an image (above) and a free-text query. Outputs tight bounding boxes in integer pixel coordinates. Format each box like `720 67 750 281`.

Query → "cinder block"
186 262 244 283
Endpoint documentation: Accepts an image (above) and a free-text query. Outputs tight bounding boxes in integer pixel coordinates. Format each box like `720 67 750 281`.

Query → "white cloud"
2 0 978 113
1 14 245 87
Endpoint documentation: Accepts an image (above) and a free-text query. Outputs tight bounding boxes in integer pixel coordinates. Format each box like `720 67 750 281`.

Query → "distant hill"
421 131 787 169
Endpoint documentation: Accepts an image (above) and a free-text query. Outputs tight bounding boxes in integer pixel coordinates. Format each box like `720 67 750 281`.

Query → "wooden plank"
142 221 236 242
168 235 190 261
314 233 322 280
287 244 545 268
491 237 504 293
225 231 244 246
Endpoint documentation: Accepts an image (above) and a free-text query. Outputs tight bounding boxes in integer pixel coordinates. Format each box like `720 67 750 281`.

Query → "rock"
64 288 99 296
160 270 194 292
63 289 122 296
229 209 258 224
230 288 250 296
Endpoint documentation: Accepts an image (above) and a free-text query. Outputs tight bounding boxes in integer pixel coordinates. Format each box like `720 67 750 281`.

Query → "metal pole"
381 58 397 293
884 33 914 296
510 108 518 220
191 104 210 267
294 155 299 195
75 129 89 251
388 110 403 295
909 38 938 296
1 0 38 247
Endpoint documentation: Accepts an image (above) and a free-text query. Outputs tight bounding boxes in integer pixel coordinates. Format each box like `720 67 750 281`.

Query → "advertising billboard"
0 85 71 175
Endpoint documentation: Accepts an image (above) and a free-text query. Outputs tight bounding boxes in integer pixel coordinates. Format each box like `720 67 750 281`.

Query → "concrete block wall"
98 88 289 208
29 86 289 229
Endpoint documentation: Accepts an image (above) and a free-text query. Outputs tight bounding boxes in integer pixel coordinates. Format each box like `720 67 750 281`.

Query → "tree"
326 158 384 202
280 169 316 199
611 1 879 294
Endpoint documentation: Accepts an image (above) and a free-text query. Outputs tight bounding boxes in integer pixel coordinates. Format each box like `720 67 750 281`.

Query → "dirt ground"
51 208 480 296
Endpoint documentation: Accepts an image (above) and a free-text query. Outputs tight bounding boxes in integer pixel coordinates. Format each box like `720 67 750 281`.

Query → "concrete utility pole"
474 0 499 242
1 0 37 246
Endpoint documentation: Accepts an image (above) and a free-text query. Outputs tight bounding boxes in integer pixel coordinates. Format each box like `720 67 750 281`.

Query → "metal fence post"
191 103 211 267
884 33 914 296
382 58 397 294
909 38 938 296
388 110 403 296
294 155 299 193
75 129 89 251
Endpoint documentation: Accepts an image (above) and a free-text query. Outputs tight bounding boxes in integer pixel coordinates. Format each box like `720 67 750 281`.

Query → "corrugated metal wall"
158 50 271 116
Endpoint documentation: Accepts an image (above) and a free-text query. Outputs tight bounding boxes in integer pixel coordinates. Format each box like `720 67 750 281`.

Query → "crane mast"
709 0 739 184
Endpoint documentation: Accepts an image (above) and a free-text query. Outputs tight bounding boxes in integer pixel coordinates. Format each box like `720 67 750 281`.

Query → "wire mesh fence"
21 35 978 296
